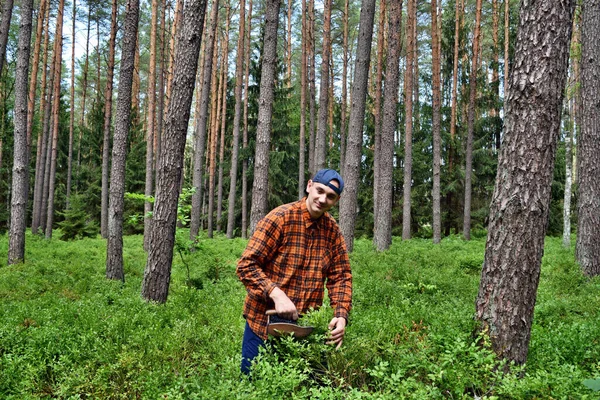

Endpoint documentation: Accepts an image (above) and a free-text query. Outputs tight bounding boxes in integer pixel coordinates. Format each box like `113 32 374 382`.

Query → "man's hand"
327 317 347 350
269 287 298 320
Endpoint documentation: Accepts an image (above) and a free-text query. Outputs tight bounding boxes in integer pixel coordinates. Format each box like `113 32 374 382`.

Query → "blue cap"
312 169 344 195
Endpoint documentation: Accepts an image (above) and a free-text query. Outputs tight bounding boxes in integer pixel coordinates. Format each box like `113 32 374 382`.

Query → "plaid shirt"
237 198 352 339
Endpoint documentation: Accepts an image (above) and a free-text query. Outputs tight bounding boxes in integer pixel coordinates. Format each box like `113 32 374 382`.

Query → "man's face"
305 179 340 219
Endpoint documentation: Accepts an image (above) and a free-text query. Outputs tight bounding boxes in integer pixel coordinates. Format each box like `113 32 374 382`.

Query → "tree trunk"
106 0 140 281
314 0 332 170
339 0 349 176
248 0 282 233
475 0 575 365
165 0 183 109
101 0 119 238
241 0 252 239
373 0 385 224
339 0 376 252
307 0 316 174
142 0 208 302
449 0 462 169
156 0 167 180
373 0 401 252
45 0 66 239
66 0 76 210
402 0 416 240
207 38 222 238
216 6 231 233
491 0 501 152
462 0 482 241
226 0 246 238
27 0 47 159
286 0 292 88
562 97 573 248
431 0 442 244
8 0 34 265
144 0 160 246
576 0 600 277
80 8 91 130
503 0 509 110
190 0 219 240
0 0 14 74
298 0 307 198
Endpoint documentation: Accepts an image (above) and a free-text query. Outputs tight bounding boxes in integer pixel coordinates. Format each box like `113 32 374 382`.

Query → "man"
236 169 352 375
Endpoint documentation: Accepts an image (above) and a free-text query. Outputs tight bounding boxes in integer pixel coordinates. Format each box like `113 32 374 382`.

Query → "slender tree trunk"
45 0 66 239
106 0 140 281
80 9 91 130
491 0 501 152
339 0 349 176
133 41 141 118
402 0 416 240
339 0 376 252
249 0 282 233
562 98 573 248
298 0 307 198
241 0 252 238
314 0 333 170
576 0 600 277
8 0 34 265
373 0 385 224
165 0 183 109
286 0 292 88
373 0 402 252
66 0 76 210
216 5 231 233
449 0 462 171
475 0 575 365
431 0 442 244
226 0 246 237
307 0 316 174
144 0 160 246
190 0 219 240
142 0 208 302
156 0 167 193
27 0 47 158
503 0 509 110
101 0 119 238
207 38 222 238
462 0 482 241
0 0 14 74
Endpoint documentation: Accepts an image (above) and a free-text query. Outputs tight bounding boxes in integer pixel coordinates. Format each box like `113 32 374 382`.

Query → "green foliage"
57 195 100 240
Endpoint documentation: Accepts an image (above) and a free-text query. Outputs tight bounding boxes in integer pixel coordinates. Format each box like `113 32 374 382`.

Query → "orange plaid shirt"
237 198 352 339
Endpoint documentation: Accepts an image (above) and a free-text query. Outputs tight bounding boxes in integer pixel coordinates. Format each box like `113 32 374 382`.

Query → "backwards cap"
312 169 344 195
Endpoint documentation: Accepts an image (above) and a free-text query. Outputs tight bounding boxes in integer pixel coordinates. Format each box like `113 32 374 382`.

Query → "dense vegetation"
1 232 599 398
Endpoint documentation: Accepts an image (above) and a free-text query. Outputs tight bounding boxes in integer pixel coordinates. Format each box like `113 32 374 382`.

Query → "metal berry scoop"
266 309 314 338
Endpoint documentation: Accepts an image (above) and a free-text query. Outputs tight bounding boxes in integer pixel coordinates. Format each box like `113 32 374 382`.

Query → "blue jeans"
241 322 266 375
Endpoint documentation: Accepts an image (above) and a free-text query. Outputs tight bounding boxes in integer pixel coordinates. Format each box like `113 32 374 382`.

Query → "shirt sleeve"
326 232 352 321
236 211 283 301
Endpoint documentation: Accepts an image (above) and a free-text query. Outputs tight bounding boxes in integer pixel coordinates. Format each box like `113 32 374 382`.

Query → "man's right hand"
269 287 298 320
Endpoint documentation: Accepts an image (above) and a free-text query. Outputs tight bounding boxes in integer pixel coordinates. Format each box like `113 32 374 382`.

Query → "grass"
0 231 599 399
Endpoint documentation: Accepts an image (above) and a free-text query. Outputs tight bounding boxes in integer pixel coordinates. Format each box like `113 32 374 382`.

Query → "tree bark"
373 0 402 252
402 0 416 240
241 0 252 239
307 0 316 174
27 0 47 160
462 0 482 241
563 97 573 248
101 0 119 238
190 0 219 240
8 0 34 265
249 0 282 233
298 0 307 198
142 0 208 302
45 0 66 239
339 0 376 252
475 0 575 365
66 0 76 210
576 0 600 277
0 0 14 74
431 0 442 244
226 0 246 237
503 0 509 110
314 0 332 170
207 37 222 238
373 0 385 224
339 0 349 176
106 0 140 281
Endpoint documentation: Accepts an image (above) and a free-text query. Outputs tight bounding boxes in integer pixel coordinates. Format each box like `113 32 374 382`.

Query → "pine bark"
339 0 349 176
207 38 222 238
373 0 402 252
226 0 246 237
101 0 119 238
298 0 307 198
462 0 482 241
475 0 575 365
563 97 574 248
142 0 208 302
373 0 385 223
576 0 600 277
106 0 140 281
8 0 34 265
27 0 47 157
249 0 282 233
339 0 376 252
241 0 252 239
190 0 219 240
307 0 316 174
431 0 442 244
0 0 14 73
314 0 333 170
66 0 76 210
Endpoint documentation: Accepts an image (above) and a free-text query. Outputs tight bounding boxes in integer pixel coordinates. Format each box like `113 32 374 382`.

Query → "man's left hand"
327 317 347 350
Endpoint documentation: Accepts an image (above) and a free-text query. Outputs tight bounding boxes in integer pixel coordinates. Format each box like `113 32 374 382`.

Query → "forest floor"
1 232 599 399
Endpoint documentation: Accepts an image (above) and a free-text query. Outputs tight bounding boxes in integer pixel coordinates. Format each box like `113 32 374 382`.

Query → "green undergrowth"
0 232 599 399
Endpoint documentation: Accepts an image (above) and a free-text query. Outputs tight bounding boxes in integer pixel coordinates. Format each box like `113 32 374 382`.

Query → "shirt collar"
301 197 320 229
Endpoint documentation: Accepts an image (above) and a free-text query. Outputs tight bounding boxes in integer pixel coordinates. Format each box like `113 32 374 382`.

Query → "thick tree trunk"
101 0 119 238
0 0 14 74
249 0 282 233
431 0 442 244
8 0 34 265
462 0 482 241
142 0 208 302
241 0 252 239
45 0 66 239
339 0 376 252
373 0 401 252
226 0 246 238
190 0 219 240
475 0 575 365
106 0 140 281
314 0 332 170
576 0 600 277
373 0 385 224
402 0 416 240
